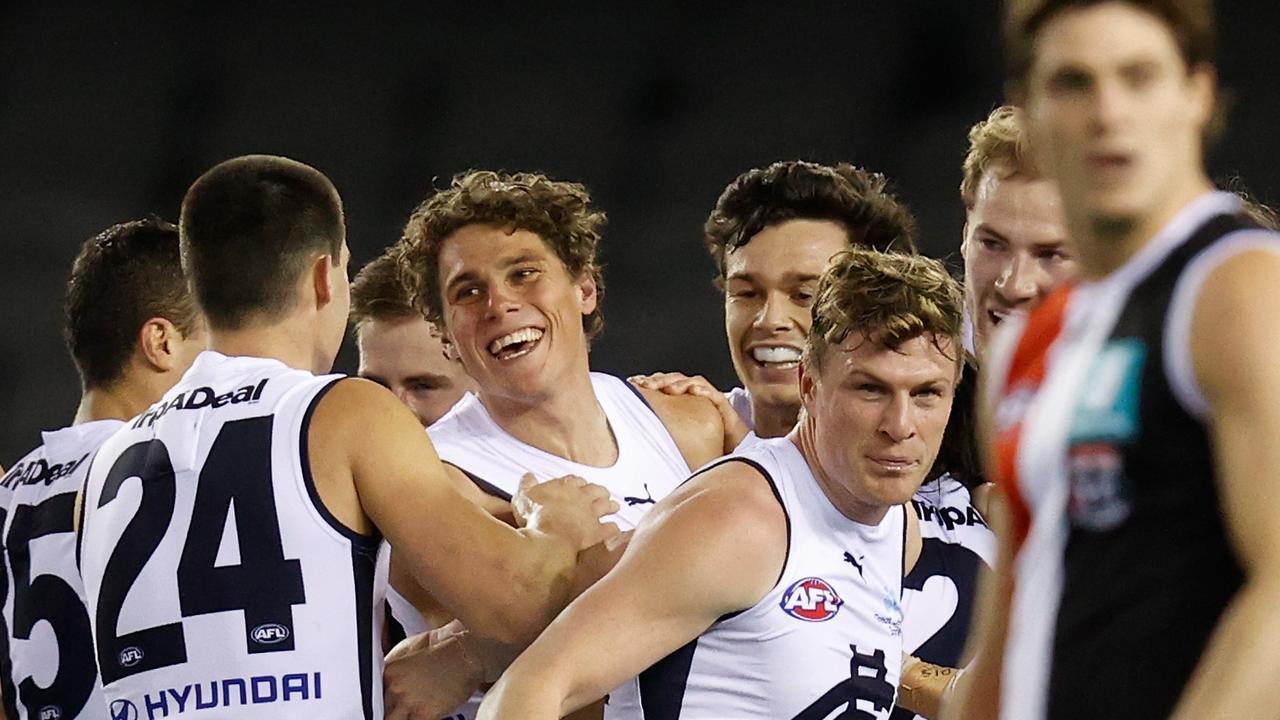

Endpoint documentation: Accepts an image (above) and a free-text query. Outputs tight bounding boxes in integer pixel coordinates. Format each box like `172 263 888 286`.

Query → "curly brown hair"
398 170 607 338
960 106 1043 209
805 248 964 371
703 160 918 286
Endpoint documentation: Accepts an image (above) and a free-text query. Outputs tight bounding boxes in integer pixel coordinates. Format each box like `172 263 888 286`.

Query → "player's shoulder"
309 377 422 442
653 455 785 535
635 386 724 463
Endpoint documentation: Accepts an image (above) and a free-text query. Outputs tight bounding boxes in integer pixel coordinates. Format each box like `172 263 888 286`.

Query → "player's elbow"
475 556 574 645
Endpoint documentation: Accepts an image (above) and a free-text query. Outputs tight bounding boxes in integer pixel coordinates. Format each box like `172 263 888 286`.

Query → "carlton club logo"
779 577 844 622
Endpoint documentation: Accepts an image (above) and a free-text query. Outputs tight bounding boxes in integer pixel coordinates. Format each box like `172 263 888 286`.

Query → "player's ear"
138 317 184 372
310 252 335 309
575 271 599 316
798 351 818 408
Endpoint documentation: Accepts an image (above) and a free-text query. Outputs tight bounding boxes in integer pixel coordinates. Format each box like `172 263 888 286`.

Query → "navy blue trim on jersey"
300 378 381 549
351 543 378 720
900 505 908 599
621 378 659 415
678 456 791 625
444 461 513 502
638 636 699 720
0 506 17 720
74 451 99 572
384 600 407 649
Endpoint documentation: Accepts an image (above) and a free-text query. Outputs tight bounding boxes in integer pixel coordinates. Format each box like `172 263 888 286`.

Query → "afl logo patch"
251 623 291 644
118 646 144 668
780 577 843 622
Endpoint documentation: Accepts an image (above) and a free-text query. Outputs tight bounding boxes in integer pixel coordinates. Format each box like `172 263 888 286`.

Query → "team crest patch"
1068 442 1132 531
780 577 843 622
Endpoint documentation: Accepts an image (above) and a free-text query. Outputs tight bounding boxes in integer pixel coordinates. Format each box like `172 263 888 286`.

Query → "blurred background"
2 1 1277 461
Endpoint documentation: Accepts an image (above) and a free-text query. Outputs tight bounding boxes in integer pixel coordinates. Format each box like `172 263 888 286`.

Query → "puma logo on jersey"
133 379 269 429
623 484 655 506
842 551 864 577
780 577 843 622
912 499 988 531
0 452 89 489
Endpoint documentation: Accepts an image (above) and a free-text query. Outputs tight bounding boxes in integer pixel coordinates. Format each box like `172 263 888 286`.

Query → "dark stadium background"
3 1 1277 463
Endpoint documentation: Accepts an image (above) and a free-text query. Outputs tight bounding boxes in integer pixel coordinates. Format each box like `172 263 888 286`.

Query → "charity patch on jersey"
779 577 844 622
1065 338 1145 531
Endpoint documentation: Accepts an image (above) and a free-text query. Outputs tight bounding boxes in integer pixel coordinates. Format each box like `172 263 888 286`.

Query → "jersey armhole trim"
900 504 908 599
75 452 97 571
620 375 659 416
442 461 513 501
300 377 382 550
1164 233 1280 420
695 456 792 624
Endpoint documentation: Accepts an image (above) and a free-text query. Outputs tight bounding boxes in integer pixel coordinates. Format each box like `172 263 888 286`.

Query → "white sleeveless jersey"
721 387 994 718
635 437 905 719
893 476 995 720
1 420 121 720
392 372 692 720
78 351 388 720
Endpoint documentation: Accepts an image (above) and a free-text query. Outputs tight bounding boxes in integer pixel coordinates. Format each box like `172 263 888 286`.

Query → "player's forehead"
724 219 847 284
1030 3 1185 80
827 332 959 385
969 175 1068 247
357 317 451 372
439 225 562 280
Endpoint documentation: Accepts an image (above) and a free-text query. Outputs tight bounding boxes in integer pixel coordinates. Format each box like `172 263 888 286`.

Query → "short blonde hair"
960 106 1040 209
806 248 964 371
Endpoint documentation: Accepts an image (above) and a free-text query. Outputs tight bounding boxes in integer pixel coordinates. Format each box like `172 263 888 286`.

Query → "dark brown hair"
179 154 345 330
64 218 201 390
398 170 606 338
1005 0 1216 87
704 160 918 286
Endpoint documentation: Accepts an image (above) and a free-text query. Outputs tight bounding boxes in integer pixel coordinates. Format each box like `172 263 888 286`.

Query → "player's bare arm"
636 385 736 465
309 377 619 645
476 461 788 718
384 466 632 719
896 498 972 720
1170 249 1280 719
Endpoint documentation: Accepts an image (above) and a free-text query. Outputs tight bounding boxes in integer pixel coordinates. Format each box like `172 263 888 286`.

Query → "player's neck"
480 368 618 467
1070 173 1215 280
790 420 890 526
74 381 159 425
752 399 799 439
209 323 329 375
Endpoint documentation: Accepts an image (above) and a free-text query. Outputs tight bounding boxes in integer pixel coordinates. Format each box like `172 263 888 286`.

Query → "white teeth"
752 346 802 364
488 327 544 357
